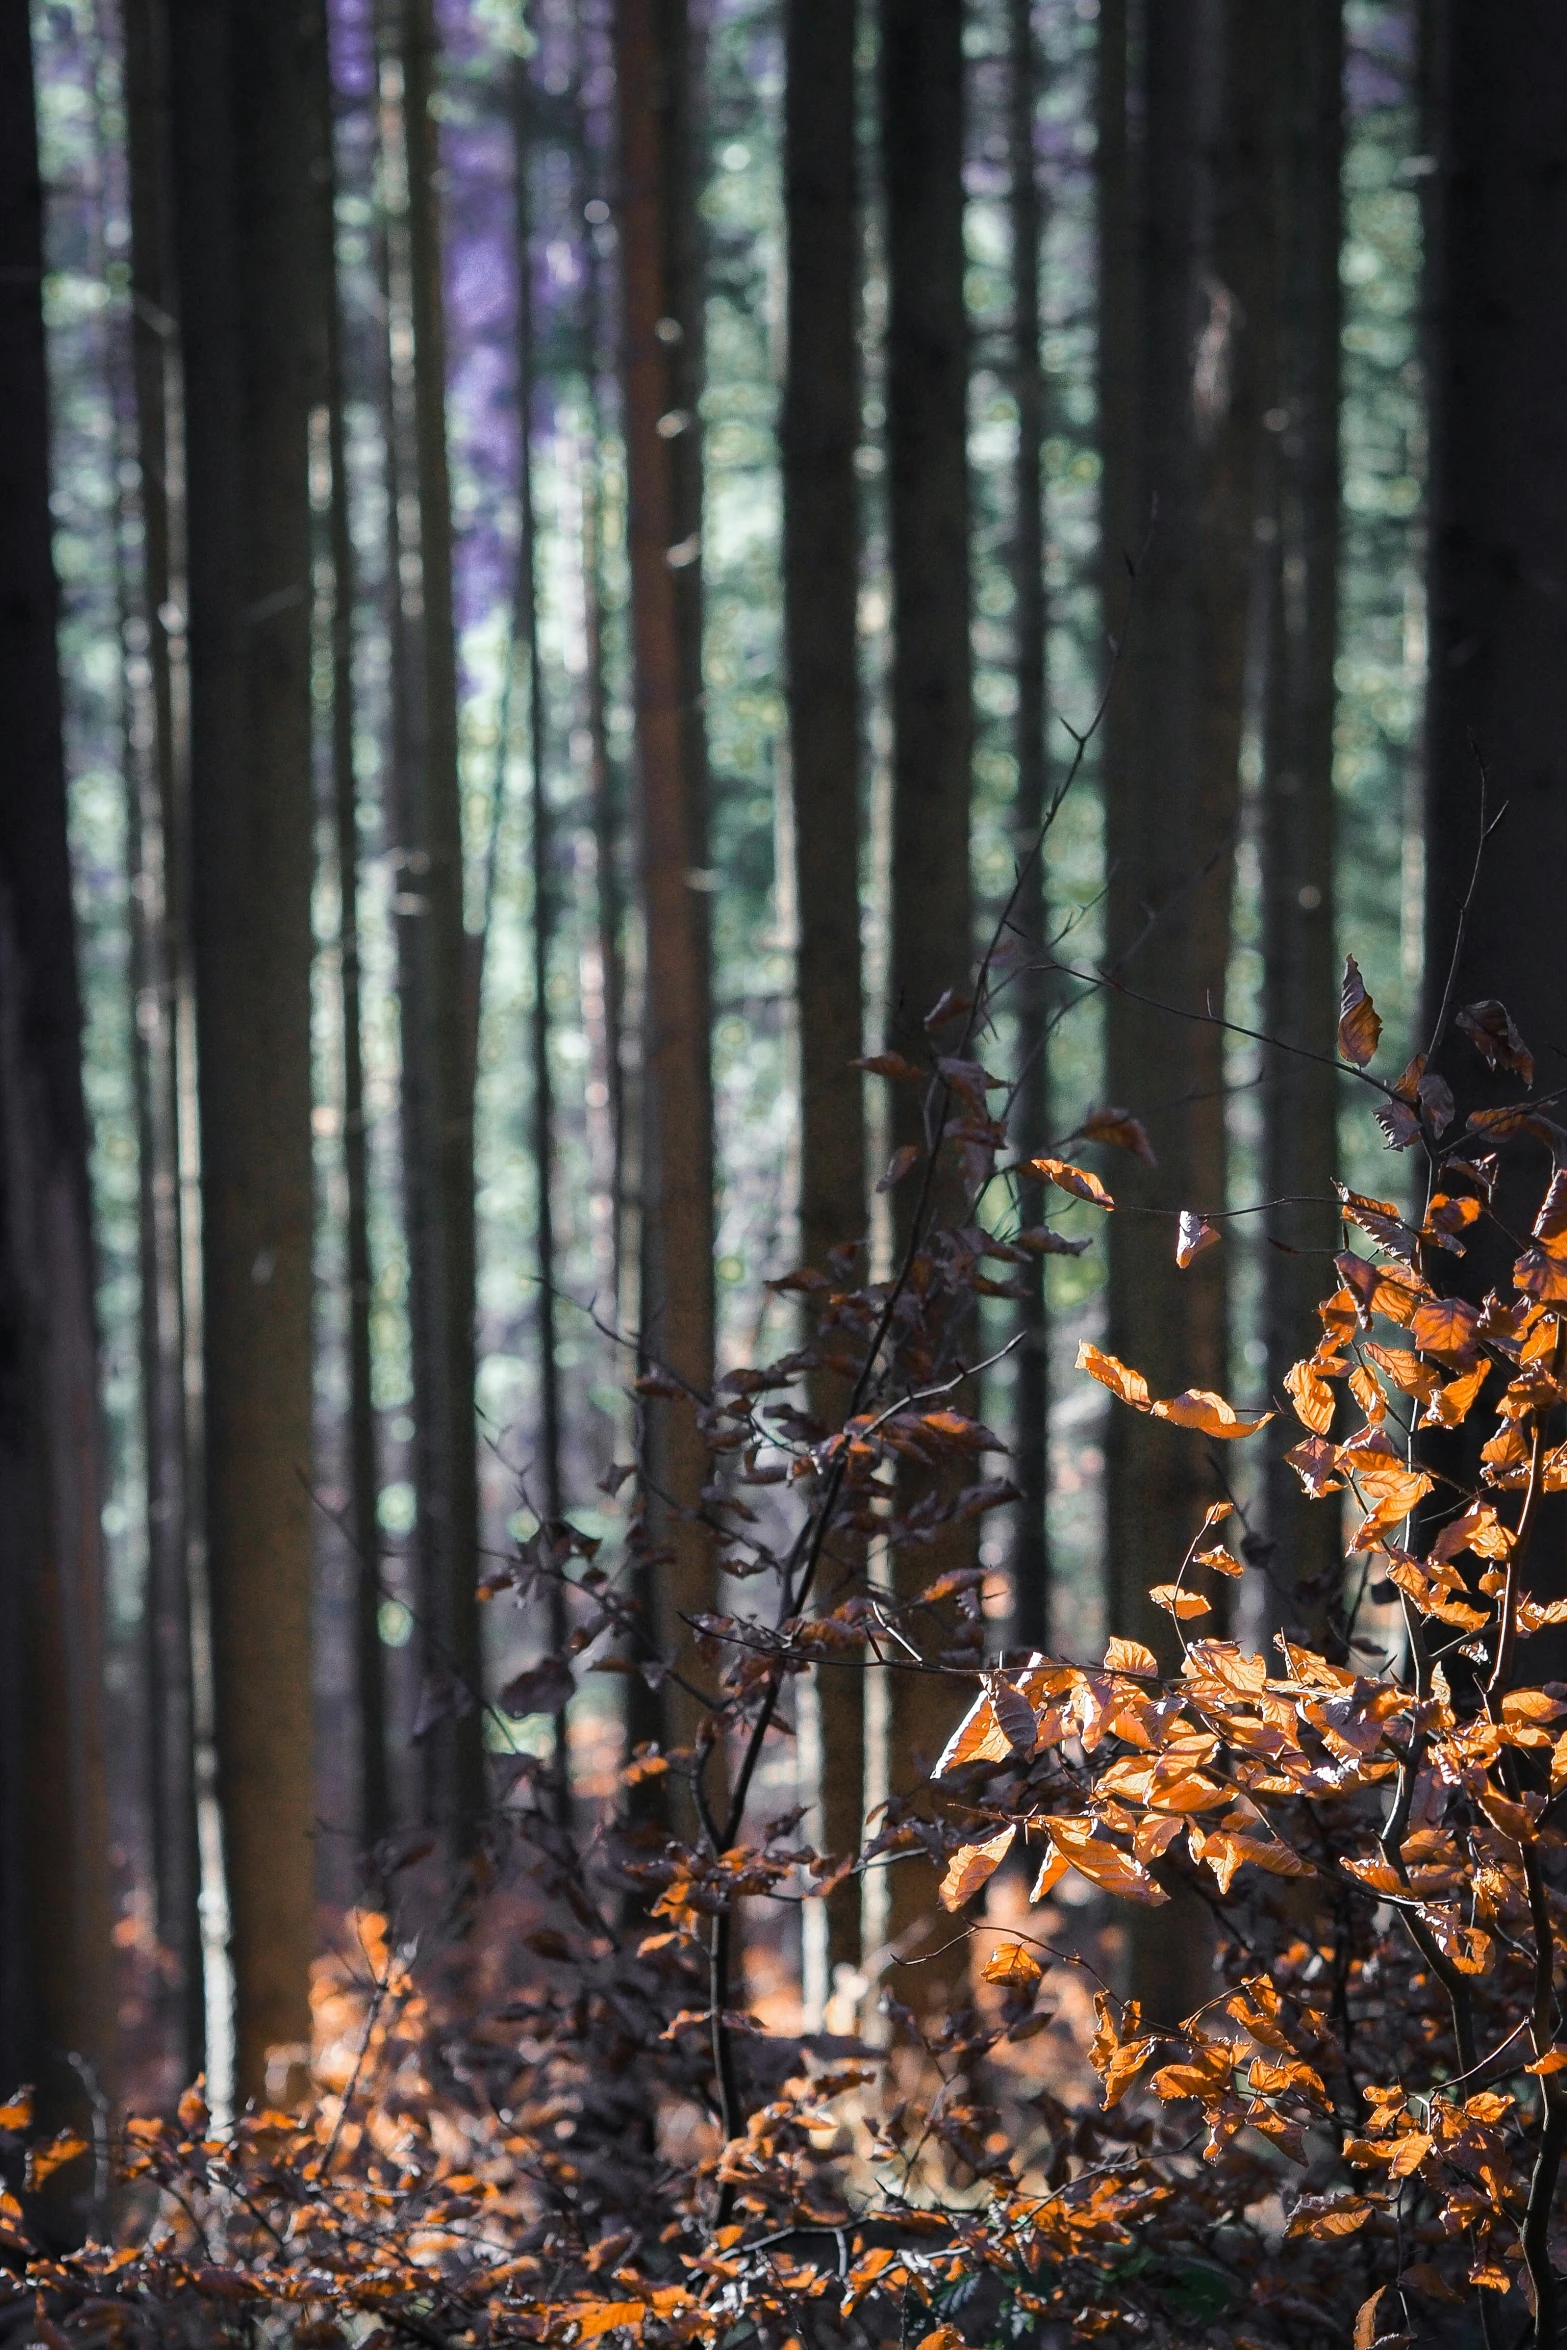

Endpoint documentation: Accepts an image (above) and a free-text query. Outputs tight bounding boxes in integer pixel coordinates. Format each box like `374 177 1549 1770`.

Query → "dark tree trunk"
121 0 205 2085
614 0 717 1795
512 56 567 1777
1421 3 1567 1636
1097 0 1271 2018
1008 0 1051 1655
878 0 974 1983
392 0 485 1853
1260 1 1342 1635
783 0 865 1979
166 0 321 2095
318 33 389 1861
0 0 115 2183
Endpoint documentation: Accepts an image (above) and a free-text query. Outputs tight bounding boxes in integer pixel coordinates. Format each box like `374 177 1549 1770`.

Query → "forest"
6 0 1567 2340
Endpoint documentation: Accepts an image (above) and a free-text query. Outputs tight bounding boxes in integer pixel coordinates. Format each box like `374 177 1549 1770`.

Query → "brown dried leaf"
1079 1105 1156 1164
1076 1341 1151 1409
1285 2193 1375 2240
1338 956 1383 1067
1285 1358 1336 1434
1152 1388 1273 1439
1103 1636 1159 1677
1175 1210 1221 1268
1149 1584 1210 1620
1456 998 1535 1086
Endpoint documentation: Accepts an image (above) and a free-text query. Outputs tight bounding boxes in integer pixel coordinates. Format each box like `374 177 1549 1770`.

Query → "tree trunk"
614 0 717 1793
319 31 389 1861
0 0 114 2193
512 54 567 1739
1260 1 1341 1636
1008 0 1051 1655
1097 0 1269 2020
167 0 321 2096
392 0 485 1852
879 0 974 1984
121 0 205 2085
783 0 865 1979
1422 1 1567 1632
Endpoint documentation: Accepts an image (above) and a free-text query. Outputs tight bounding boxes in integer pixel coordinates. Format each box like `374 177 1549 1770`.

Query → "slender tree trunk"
1260 1 1341 1631
0 0 114 2183
879 0 974 1982
512 54 567 1751
1008 0 1051 1655
392 0 485 1851
166 0 320 2096
575 128 626 1329
783 0 865 1977
1422 2 1567 1633
614 0 716 1789
1098 0 1268 2019
319 37 389 1861
120 0 204 2085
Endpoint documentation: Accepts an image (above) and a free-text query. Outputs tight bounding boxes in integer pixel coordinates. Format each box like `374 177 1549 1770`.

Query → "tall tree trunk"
121 0 204 2085
1097 0 1269 2018
1008 0 1051 1655
879 0 974 1982
319 32 389 1861
166 0 320 2096
0 0 114 2189
1260 1 1341 1633
512 53 566 1741
614 0 716 1791
783 0 865 1978
1422 2 1567 1631
392 0 485 1851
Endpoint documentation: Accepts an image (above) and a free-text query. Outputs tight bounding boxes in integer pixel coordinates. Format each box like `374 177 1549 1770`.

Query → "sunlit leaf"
1285 1358 1335 1434
1410 1295 1480 1364
1149 1583 1209 1619
1103 1636 1158 1677
1032 1156 1114 1209
1075 1341 1150 1409
932 1693 1013 1778
1175 1210 1220 1267
980 1941 1042 1992
26 2131 89 2191
1152 1388 1272 1439
1088 1992 1159 2106
1284 2193 1374 2239
938 1826 1015 1912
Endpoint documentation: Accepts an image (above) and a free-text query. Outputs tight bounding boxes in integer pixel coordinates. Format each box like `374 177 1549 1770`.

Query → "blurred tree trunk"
167 0 320 2096
318 28 389 1861
1097 0 1272 2019
0 0 114 2193
121 0 205 2084
392 0 485 1853
615 0 716 1792
512 57 567 1748
1260 1 1341 1634
1422 2 1567 1633
783 0 865 1979
1008 0 1051 1655
879 0 974 1982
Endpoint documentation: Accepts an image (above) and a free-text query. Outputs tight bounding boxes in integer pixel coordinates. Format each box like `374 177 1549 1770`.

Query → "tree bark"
1421 1 1567 1633
121 0 205 2085
0 0 114 2192
392 0 485 1852
319 30 389 1861
615 0 717 1795
1260 1 1341 1635
1008 0 1051 1655
1097 0 1269 2020
783 0 865 1977
167 0 321 2096
879 0 974 1984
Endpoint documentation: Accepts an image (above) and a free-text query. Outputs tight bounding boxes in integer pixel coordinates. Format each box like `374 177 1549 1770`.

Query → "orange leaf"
1525 2048 1567 2075
1422 1359 1490 1428
1103 1636 1159 1677
1175 1210 1221 1268
1285 2193 1374 2239
1338 956 1382 1067
981 1940 1042 1992
1285 1358 1336 1434
1149 1584 1209 1620
0 2091 32 2135
932 1693 1012 1778
1032 1156 1114 1209
1410 1295 1480 1364
1152 1388 1273 1438
1029 1847 1070 1903
1514 1245 1567 1303
1353 2286 1389 2350
1045 1815 1170 1905
26 2130 89 2191
938 1826 1015 1911
1075 1341 1150 1409
1535 1167 1567 1243
1088 1992 1159 2106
